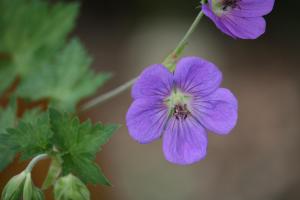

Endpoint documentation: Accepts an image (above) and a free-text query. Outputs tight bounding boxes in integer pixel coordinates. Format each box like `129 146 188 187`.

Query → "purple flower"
126 57 238 165
202 0 275 39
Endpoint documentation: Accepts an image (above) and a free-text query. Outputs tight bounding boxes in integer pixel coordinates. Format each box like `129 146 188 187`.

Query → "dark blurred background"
1 0 300 199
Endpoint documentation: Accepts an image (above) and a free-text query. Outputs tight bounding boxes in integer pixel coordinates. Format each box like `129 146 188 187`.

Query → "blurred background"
1 0 300 199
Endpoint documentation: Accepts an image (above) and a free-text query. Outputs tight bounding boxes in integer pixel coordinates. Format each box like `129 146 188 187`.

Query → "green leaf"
6 112 53 160
0 99 17 171
0 99 17 133
17 39 111 111
0 60 16 96
49 108 118 185
0 0 79 76
0 101 46 171
20 107 44 124
62 156 111 186
0 133 18 171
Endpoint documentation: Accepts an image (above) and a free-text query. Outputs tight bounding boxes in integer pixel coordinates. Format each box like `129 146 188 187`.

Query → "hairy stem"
42 156 62 190
25 154 48 173
80 9 205 112
162 11 204 71
79 77 137 112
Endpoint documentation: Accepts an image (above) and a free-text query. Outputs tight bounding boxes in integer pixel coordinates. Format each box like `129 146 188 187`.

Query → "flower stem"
79 78 137 112
80 9 205 112
42 156 62 190
25 154 48 173
162 10 204 71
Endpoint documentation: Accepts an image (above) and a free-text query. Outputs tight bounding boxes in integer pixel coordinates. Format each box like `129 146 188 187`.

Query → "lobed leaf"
49 108 118 185
17 39 111 111
0 99 17 171
0 0 79 76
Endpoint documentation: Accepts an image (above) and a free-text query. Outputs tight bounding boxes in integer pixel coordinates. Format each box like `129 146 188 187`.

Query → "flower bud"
54 174 90 200
1 171 44 200
22 173 44 200
23 173 33 200
1 172 26 200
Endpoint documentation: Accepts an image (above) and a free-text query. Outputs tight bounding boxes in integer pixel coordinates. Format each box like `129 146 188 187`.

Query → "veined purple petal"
221 15 266 39
163 117 207 165
192 88 238 135
231 0 275 17
174 57 222 97
132 64 173 100
202 4 236 38
202 0 274 39
126 98 169 144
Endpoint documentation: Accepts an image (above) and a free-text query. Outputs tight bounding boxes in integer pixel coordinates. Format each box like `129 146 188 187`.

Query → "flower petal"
192 88 238 135
221 15 266 39
202 4 236 38
231 0 275 17
126 98 169 144
174 57 222 96
163 117 207 165
132 64 173 100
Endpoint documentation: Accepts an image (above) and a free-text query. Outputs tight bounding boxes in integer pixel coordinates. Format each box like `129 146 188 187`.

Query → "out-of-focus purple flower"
202 0 275 39
126 57 238 165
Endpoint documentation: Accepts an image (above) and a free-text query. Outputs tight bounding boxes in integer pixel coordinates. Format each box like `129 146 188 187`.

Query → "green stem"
80 9 205 112
42 156 62 190
79 77 137 112
162 10 204 71
25 154 48 173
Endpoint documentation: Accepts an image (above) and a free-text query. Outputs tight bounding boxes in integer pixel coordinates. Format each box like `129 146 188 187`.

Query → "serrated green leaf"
6 112 53 160
49 108 118 185
62 156 111 186
0 133 18 171
0 60 16 96
20 107 44 124
0 0 79 76
17 39 111 111
0 98 17 133
0 100 47 171
0 99 17 171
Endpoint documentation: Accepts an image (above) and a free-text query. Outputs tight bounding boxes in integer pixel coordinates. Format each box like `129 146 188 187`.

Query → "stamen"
173 104 191 120
222 0 240 11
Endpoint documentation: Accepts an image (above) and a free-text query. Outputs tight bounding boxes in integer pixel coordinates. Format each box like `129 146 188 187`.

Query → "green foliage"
17 39 111 111
0 0 109 111
49 109 118 185
0 0 111 111
0 0 79 76
0 0 117 195
0 100 47 170
0 99 16 133
0 100 17 171
6 112 53 160
0 59 15 95
0 108 118 185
